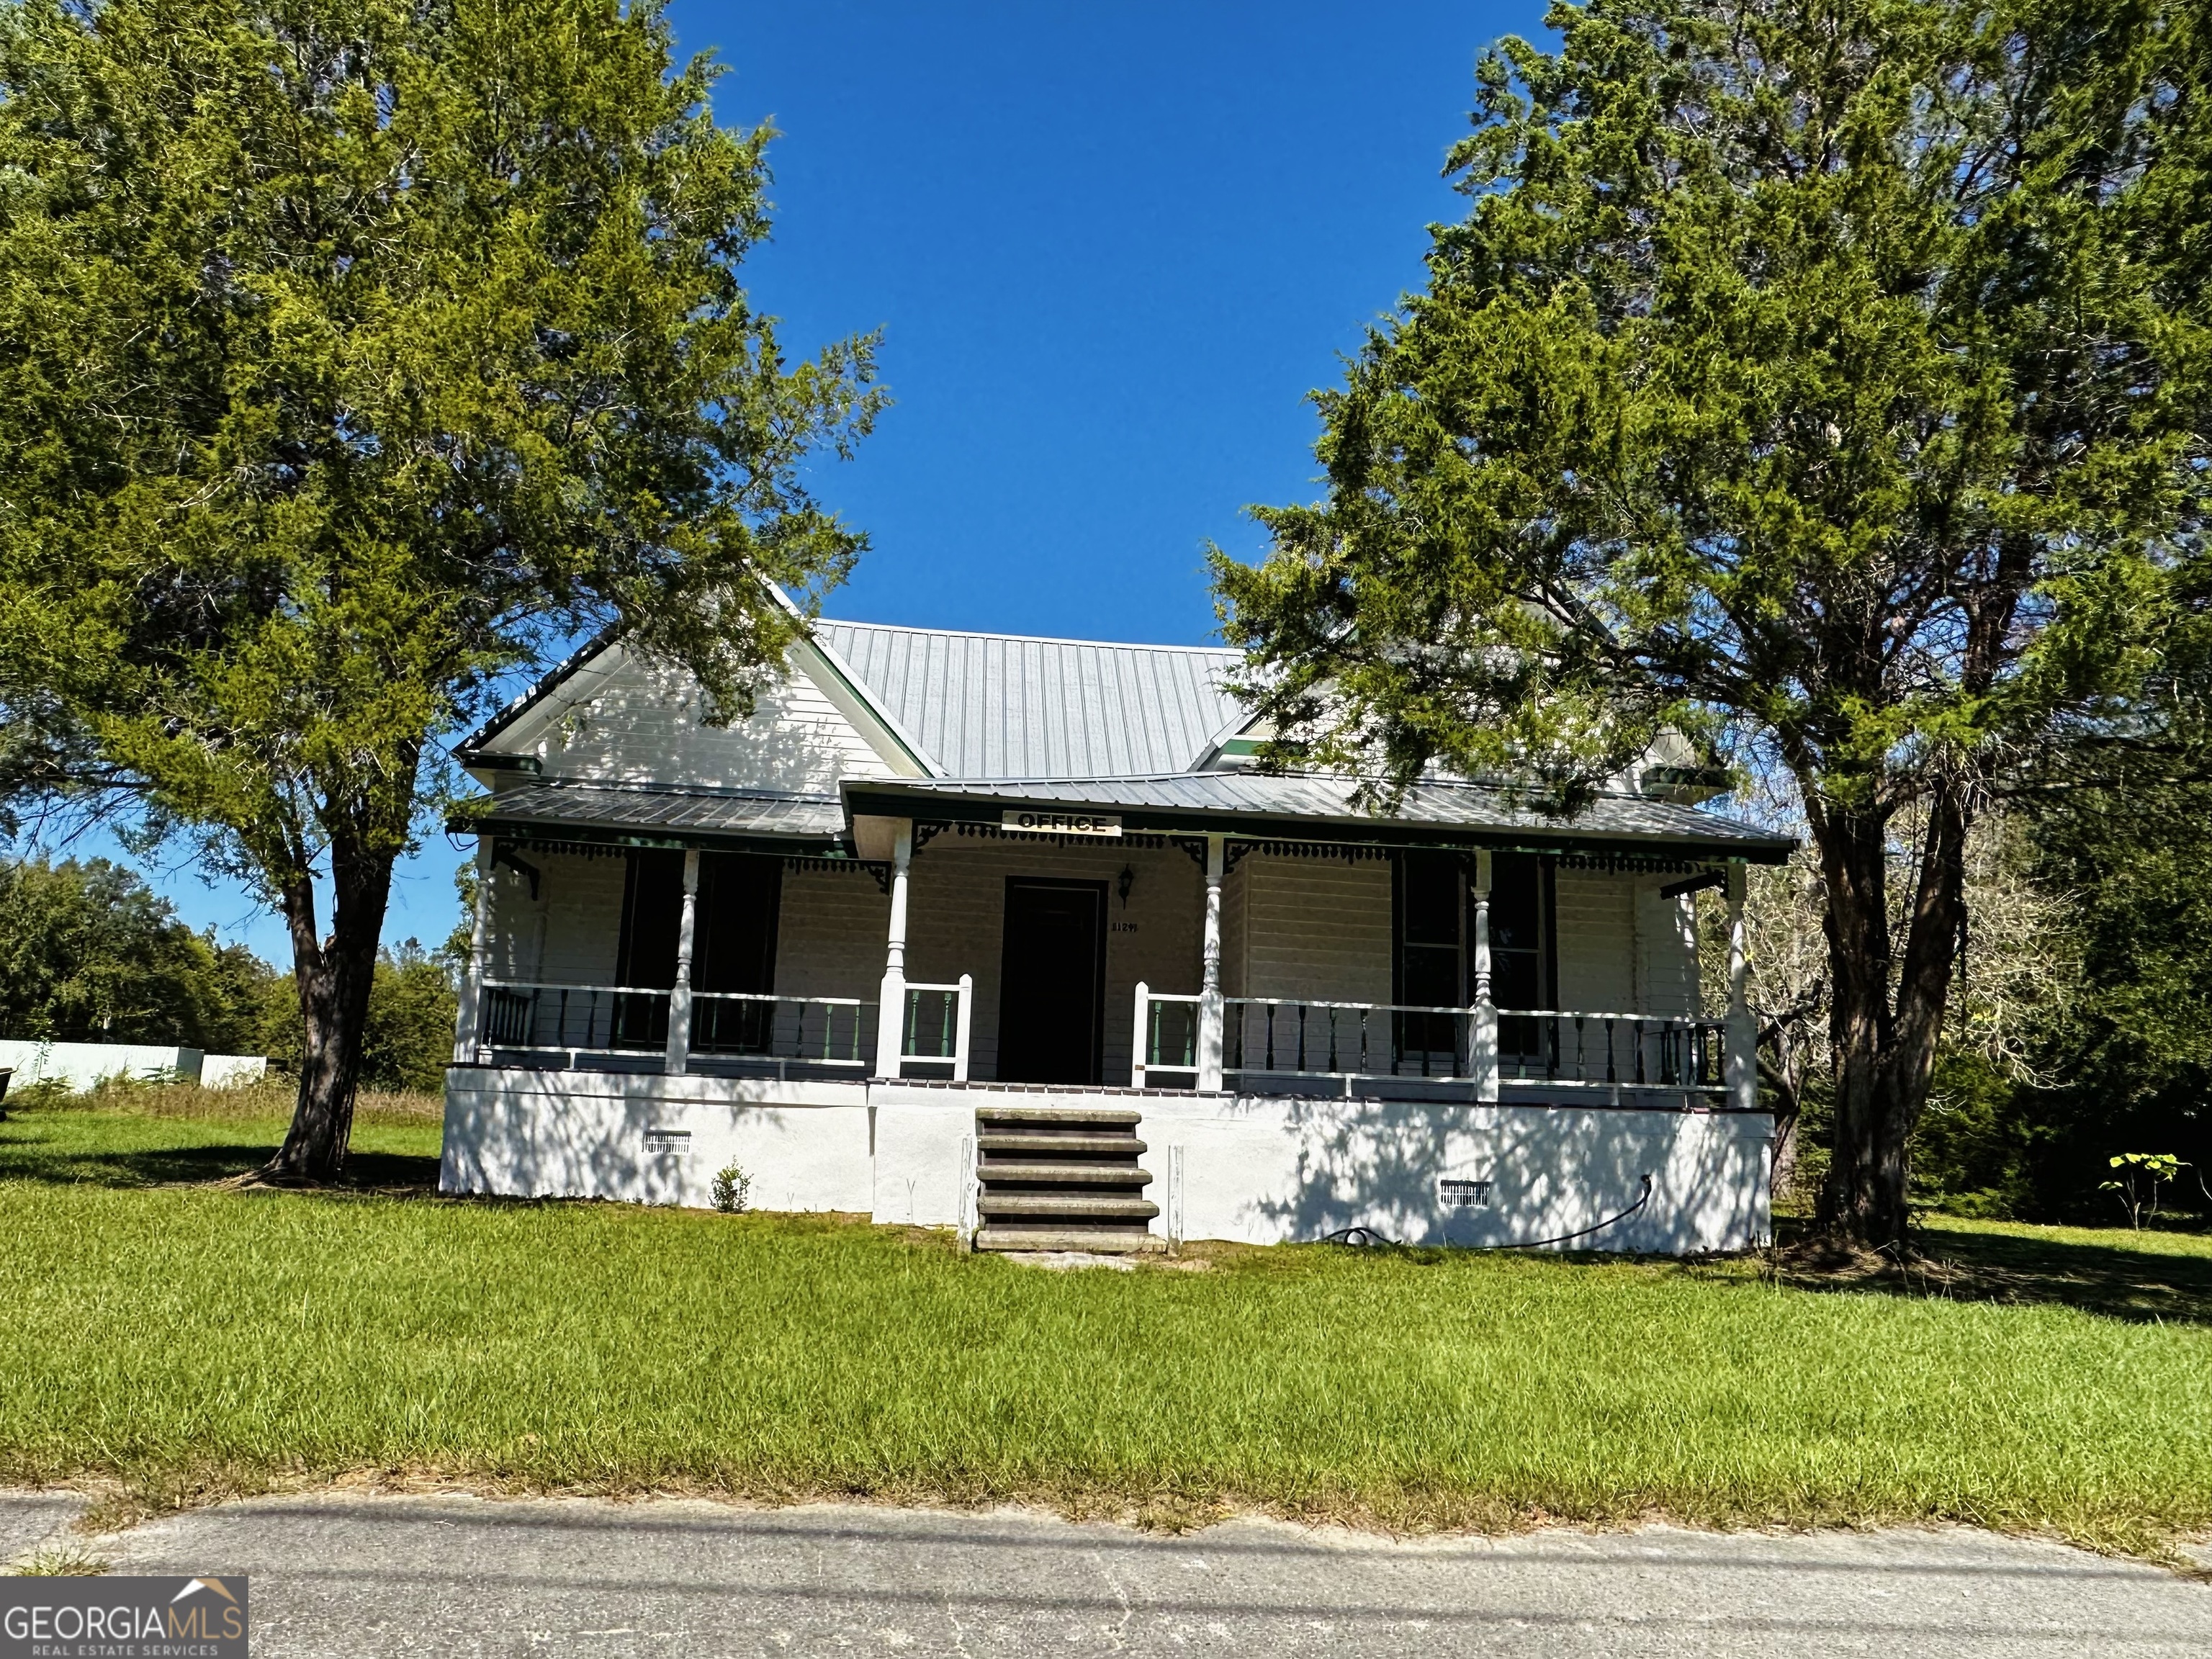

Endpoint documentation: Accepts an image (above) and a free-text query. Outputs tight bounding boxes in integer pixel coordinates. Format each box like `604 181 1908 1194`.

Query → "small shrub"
711 1164 752 1214
2101 1153 2187 1231
4 1077 78 1113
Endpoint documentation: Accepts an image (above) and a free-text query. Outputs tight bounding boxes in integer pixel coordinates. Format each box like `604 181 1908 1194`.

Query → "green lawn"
2 1100 2209 1562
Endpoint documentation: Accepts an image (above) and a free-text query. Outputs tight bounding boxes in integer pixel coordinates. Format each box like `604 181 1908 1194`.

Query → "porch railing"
1227 996 1480 1084
1131 984 1202 1087
477 980 879 1075
1124 992 1729 1100
478 981 674 1055
1497 1010 1726 1093
688 990 874 1071
887 974 974 1082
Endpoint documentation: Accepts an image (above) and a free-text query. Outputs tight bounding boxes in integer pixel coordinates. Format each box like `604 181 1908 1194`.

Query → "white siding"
478 850 625 987
773 866 891 1001
1552 866 1637 1012
1637 881 1702 1017
482 644 894 793
1234 853 1393 1005
1220 855 1249 999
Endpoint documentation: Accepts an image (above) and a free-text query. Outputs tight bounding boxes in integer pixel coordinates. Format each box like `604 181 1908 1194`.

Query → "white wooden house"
441 613 1791 1253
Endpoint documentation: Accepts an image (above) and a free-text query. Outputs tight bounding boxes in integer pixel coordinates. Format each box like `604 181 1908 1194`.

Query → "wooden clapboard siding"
1234 853 1393 1006
772 866 891 1001
476 850 625 986
485 646 894 793
1552 866 1637 1013
1637 881 1704 1018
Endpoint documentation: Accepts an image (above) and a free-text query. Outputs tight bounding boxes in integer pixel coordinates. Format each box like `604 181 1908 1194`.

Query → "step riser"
974 1104 1157 1244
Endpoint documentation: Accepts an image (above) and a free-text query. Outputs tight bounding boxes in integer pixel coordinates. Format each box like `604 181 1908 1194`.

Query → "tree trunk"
264 832 397 1183
1814 783 1971 1251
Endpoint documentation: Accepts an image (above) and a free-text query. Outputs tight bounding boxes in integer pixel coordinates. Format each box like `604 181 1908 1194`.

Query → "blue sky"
70 0 1550 962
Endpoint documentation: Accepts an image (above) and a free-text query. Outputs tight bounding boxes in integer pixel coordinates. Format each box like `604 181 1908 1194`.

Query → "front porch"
449 817 1761 1112
441 799 1776 1252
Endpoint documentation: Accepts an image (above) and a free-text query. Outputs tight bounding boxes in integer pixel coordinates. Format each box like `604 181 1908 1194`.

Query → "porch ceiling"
842 773 1796 863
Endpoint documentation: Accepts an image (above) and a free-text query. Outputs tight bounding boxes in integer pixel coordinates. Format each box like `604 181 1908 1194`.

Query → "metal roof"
464 782 845 841
815 621 1245 779
842 773 1796 860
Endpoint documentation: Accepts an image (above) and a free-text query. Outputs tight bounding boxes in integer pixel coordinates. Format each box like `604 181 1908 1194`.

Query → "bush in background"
0 856 276 1052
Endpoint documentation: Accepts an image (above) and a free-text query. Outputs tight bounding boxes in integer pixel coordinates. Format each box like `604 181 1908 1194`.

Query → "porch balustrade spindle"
1635 1022 1648 1086
1264 1004 1277 1071
1296 1004 1309 1072
1326 1007 1340 1074
1605 1019 1617 1087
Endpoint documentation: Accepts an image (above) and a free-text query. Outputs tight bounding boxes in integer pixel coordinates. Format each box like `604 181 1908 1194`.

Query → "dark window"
614 849 684 1047
692 853 782 1053
1395 851 1464 1061
1482 853 1552 1058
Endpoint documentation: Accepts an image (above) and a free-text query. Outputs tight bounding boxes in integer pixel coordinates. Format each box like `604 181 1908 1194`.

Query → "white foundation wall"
442 1068 875 1210
442 1070 1771 1254
1141 1096 1770 1253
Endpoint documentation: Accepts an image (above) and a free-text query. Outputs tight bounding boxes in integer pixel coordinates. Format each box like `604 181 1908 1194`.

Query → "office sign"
1002 809 1122 837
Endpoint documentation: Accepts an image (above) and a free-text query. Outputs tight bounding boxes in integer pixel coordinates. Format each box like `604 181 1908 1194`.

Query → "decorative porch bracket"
875 819 914 1079
1723 858 1757 1112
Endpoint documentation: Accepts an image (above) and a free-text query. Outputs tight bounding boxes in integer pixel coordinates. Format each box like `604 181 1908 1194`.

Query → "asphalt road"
4 1490 2208 1657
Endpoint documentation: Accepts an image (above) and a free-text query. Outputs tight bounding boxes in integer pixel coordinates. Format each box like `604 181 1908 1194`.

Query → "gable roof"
815 621 1245 780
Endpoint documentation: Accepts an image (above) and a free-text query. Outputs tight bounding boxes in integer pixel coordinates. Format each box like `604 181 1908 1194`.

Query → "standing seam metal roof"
815 621 1245 780
840 773 1795 855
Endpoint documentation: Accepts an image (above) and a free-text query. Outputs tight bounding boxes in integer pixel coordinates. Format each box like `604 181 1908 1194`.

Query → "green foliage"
1213 0 2212 1243
0 855 276 1051
1909 1050 2037 1218
359 941 457 1093
0 0 882 1171
711 1163 752 1214
1216 0 2210 797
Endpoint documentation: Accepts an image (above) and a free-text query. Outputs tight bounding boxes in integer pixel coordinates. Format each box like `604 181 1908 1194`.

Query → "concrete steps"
972 1102 1158 1254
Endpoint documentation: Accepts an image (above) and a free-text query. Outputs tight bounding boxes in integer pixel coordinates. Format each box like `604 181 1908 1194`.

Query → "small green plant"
2101 1153 2187 1231
711 1164 752 1215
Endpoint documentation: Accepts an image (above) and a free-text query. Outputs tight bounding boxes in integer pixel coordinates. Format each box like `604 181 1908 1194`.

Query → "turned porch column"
1196 832 1226 1092
664 848 701 1076
1470 848 1498 1102
874 819 914 1079
451 838 494 1065
1724 859 1756 1112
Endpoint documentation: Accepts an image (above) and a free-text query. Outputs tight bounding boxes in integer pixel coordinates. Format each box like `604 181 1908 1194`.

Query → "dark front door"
997 878 1107 1084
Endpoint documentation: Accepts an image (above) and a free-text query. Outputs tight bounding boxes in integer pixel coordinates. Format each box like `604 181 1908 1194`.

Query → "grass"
1 1090 2208 1564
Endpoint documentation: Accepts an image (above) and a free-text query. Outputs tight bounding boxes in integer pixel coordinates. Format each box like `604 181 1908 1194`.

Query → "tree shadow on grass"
1764 1215 2212 1326
0 1128 441 1196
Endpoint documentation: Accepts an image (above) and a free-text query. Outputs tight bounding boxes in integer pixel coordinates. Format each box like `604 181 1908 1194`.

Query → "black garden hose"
1318 1173 1655 1251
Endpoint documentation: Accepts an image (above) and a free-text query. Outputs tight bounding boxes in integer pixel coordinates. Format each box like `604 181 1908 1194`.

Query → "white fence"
0 1041 268 1092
